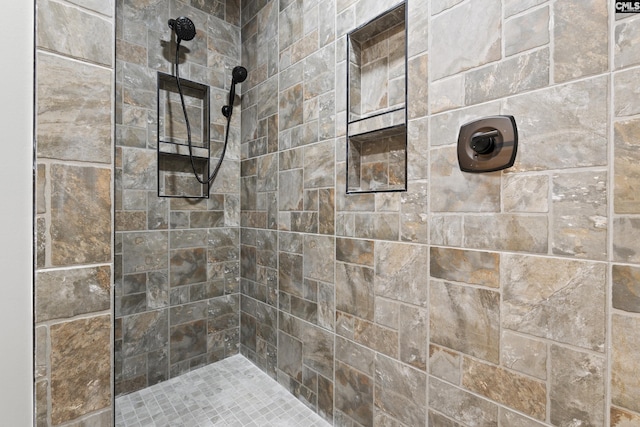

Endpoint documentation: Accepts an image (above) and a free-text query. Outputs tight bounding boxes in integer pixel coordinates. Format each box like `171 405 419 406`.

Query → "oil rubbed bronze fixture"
457 115 518 173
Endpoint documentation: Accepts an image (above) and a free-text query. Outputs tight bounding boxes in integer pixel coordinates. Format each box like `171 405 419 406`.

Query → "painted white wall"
0 1 34 424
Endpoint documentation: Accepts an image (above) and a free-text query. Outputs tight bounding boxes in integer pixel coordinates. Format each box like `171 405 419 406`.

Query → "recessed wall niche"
157 72 211 198
346 2 407 193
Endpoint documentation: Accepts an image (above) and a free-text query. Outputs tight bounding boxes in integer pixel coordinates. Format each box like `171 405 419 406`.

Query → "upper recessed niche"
346 2 407 194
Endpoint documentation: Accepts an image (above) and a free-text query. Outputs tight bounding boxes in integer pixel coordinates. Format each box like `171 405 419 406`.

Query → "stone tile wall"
34 0 115 425
239 0 640 426
114 0 242 397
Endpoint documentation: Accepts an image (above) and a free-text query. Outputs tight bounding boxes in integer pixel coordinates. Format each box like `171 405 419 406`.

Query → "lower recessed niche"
347 125 407 193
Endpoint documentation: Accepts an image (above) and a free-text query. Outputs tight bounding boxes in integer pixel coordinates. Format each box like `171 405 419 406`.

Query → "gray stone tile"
504 76 608 171
550 345 606 426
551 171 607 260
502 255 606 352
375 242 428 306
614 118 640 213
37 0 113 66
465 48 549 105
431 0 501 80
430 147 501 212
430 247 500 288
430 280 500 363
429 377 498 426
37 53 112 163
36 266 111 322
505 6 549 56
374 353 427 425
615 14 640 69
553 0 608 82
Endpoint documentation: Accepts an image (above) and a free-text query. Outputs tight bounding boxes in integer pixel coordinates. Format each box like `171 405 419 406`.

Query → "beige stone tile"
615 67 640 117
612 314 640 413
354 317 398 358
612 265 640 313
502 255 606 352
611 406 640 427
50 165 111 266
614 118 640 214
613 217 640 263
462 357 546 420
51 315 111 424
408 53 428 119
430 280 500 363
430 247 500 288
550 344 606 426
553 0 608 82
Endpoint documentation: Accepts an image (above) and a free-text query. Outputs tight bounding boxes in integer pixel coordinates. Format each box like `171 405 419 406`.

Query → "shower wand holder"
222 105 232 118
457 115 518 173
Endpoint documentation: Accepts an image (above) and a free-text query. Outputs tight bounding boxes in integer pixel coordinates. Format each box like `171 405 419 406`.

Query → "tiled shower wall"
114 0 242 397
239 0 640 426
34 0 115 425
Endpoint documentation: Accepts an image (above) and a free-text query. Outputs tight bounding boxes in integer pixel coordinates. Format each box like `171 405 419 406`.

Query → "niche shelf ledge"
157 72 211 198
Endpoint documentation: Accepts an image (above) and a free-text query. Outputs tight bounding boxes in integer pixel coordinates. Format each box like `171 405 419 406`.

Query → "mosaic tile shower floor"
115 355 331 427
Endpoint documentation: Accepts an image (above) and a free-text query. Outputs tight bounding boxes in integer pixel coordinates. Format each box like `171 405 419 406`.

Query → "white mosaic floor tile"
115 355 331 427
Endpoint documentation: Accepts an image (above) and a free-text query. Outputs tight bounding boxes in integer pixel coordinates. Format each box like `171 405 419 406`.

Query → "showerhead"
232 66 248 84
168 16 196 42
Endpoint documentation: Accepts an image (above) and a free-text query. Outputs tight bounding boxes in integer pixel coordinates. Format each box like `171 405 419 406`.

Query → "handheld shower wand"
168 16 247 187
222 66 248 118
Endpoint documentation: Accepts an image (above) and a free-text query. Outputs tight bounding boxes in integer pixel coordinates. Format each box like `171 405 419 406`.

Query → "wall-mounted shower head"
168 16 196 42
232 66 248 84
